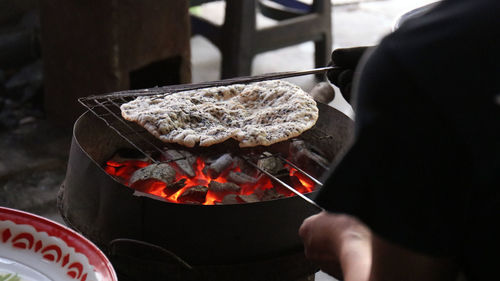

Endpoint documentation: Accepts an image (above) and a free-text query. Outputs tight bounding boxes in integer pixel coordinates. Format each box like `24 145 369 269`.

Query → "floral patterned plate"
0 207 117 281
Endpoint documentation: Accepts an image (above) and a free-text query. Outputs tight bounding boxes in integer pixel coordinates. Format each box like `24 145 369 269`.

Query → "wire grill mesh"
78 76 335 205
79 94 168 163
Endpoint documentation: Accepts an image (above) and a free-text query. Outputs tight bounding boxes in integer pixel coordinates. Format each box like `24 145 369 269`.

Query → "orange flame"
105 156 316 205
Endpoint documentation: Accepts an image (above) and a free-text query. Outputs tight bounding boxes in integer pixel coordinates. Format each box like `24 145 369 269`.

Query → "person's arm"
299 212 459 281
304 40 468 281
370 234 459 281
299 212 372 281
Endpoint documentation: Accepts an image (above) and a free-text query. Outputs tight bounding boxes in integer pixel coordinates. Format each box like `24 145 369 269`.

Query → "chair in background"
190 0 332 79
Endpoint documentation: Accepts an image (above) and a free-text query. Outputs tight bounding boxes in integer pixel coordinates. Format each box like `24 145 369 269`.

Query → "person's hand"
326 47 371 102
299 212 372 281
309 82 335 104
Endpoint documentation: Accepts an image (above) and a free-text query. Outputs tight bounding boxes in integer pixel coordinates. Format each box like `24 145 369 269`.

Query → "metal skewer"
243 156 324 211
278 155 324 187
80 66 338 100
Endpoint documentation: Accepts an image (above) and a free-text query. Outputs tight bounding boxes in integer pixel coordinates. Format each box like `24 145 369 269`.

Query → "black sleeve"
315 44 471 257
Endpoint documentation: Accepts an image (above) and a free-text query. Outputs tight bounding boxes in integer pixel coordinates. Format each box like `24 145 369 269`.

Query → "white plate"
0 207 117 281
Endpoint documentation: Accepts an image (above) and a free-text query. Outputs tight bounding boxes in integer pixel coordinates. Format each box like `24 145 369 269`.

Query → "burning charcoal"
179 150 196 166
221 193 262 204
233 156 256 176
221 194 240 204
272 175 306 196
129 163 176 185
208 181 241 194
257 152 286 175
109 148 150 162
289 140 330 177
227 171 257 185
275 173 292 187
236 194 261 203
162 149 195 177
289 175 303 188
177 185 208 204
163 178 186 197
255 188 285 201
206 153 233 179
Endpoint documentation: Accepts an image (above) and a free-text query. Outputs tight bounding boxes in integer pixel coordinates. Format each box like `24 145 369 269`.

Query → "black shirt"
315 0 500 279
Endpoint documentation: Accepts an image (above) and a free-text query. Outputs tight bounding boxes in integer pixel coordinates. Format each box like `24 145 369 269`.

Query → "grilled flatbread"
120 80 319 147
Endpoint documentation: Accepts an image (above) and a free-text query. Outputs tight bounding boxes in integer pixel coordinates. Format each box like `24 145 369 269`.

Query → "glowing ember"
104 153 317 205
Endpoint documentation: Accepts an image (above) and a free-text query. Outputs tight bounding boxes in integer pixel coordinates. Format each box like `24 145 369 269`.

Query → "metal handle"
108 238 196 281
81 66 338 100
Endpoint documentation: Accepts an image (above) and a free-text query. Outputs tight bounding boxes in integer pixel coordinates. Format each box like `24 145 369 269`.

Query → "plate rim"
0 206 117 281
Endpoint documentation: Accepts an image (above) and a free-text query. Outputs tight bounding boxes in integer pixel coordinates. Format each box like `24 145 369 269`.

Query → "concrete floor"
188 1 436 280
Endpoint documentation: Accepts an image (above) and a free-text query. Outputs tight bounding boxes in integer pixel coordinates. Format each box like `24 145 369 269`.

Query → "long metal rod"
243 156 323 210
80 66 337 100
278 155 324 187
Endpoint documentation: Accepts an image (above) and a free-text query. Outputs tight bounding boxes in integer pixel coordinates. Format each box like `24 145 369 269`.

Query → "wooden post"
40 0 191 127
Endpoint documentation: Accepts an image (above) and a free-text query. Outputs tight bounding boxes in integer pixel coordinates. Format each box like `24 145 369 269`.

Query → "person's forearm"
340 231 372 281
369 235 458 281
299 212 373 281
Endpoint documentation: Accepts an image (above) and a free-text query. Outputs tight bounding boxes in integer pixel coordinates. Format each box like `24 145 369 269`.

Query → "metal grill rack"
80 93 162 163
79 70 334 209
242 153 322 208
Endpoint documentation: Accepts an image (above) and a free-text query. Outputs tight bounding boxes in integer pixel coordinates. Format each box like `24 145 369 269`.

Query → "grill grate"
79 94 162 163
79 72 335 209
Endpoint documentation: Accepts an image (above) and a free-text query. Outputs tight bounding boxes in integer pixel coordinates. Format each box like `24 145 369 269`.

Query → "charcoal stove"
58 78 354 280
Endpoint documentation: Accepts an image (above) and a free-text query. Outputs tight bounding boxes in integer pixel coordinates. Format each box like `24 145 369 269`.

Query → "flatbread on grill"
120 80 319 148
